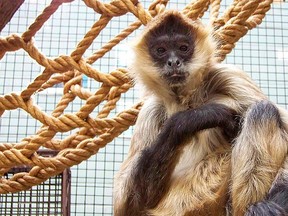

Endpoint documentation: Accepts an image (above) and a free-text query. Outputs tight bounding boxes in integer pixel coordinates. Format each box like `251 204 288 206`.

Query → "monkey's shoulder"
135 96 167 128
204 63 263 95
207 63 253 82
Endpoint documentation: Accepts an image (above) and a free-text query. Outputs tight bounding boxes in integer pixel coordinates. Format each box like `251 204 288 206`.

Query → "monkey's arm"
159 103 239 144
125 103 239 214
113 97 167 216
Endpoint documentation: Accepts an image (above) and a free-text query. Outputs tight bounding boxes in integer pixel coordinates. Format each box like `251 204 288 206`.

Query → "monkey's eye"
179 45 188 52
156 47 166 55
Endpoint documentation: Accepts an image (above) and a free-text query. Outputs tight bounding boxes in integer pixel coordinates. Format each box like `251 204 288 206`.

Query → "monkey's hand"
222 114 241 142
161 103 240 146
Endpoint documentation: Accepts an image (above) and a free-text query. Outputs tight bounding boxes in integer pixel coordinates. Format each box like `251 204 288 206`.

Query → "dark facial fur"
145 14 195 85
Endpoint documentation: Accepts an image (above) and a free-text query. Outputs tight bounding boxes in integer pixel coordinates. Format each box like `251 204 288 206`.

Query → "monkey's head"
131 11 216 97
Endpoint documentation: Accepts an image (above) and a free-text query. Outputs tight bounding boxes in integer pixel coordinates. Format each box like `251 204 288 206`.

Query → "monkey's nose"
167 58 182 68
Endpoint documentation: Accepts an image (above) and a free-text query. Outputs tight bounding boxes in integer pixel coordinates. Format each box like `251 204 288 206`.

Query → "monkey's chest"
171 139 207 179
155 131 231 216
171 130 230 180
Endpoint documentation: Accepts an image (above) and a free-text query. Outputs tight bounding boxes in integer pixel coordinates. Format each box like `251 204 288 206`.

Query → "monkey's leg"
231 100 288 216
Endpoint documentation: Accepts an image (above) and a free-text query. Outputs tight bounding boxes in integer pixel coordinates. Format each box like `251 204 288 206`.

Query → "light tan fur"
114 10 288 216
231 103 288 215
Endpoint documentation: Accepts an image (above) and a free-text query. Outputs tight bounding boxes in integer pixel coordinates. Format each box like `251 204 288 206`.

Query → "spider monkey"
113 10 288 216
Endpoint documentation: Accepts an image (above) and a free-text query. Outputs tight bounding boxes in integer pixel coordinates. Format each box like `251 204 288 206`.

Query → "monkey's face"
147 32 194 86
131 11 215 94
145 14 195 86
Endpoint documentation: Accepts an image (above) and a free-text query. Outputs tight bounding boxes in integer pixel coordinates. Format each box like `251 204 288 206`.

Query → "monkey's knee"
245 100 282 128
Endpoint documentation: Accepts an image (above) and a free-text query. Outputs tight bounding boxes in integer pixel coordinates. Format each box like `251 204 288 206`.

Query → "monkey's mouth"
165 71 188 84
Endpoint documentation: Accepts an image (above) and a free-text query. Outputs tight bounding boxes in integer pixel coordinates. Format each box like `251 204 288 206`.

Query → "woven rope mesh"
0 0 279 200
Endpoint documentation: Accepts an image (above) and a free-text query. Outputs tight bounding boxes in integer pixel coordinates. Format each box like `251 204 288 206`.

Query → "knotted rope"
0 0 273 193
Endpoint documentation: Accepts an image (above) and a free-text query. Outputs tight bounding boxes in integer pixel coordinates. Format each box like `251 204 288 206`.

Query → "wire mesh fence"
0 0 287 215
0 150 71 216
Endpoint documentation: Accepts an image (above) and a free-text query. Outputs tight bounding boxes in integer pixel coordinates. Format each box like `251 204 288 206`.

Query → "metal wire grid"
0 172 62 216
225 1 288 108
0 0 287 215
0 150 71 216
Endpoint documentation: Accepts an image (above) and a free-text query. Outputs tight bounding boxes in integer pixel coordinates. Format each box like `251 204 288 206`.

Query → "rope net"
0 0 273 194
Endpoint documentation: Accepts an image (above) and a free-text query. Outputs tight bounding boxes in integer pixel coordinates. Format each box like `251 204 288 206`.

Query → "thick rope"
0 0 272 193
